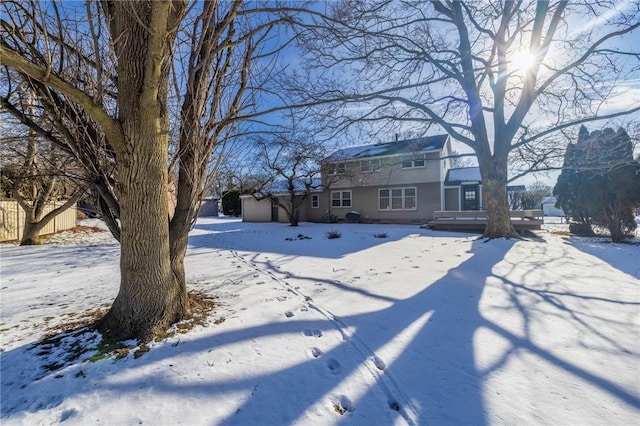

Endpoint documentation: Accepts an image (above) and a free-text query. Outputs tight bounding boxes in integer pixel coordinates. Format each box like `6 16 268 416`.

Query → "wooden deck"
423 209 543 231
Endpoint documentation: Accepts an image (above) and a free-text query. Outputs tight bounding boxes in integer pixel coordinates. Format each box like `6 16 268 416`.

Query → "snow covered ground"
1 217 639 425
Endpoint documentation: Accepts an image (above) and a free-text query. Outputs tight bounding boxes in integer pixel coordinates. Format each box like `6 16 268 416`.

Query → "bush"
221 190 242 216
326 230 341 239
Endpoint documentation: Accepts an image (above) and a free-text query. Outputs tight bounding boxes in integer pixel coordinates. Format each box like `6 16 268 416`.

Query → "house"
241 136 539 225
243 135 462 224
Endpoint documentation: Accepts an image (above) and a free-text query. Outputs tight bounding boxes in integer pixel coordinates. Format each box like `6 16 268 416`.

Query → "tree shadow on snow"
563 237 640 279
3 235 639 424
188 219 473 259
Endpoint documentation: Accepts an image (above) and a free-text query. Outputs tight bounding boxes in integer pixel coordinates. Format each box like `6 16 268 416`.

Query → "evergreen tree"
554 126 640 242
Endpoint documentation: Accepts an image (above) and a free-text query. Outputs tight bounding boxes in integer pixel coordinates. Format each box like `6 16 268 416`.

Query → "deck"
424 209 543 231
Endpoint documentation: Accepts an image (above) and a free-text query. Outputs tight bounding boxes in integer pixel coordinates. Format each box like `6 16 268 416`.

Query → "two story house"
241 135 484 224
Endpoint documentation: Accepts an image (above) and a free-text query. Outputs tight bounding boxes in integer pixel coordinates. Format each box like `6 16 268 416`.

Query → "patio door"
462 185 479 210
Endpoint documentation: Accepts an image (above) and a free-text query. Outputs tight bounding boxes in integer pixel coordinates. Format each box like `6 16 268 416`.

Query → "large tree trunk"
20 218 44 245
99 131 185 341
97 1 188 342
480 158 519 239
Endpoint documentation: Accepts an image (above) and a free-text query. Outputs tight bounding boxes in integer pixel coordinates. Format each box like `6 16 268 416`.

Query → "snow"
1 217 639 425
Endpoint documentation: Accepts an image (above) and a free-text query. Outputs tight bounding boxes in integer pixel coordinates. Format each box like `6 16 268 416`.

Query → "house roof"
444 167 481 185
262 178 323 195
325 134 448 162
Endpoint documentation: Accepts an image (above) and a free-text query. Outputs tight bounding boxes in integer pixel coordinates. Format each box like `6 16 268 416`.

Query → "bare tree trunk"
480 159 519 239
21 218 43 245
19 194 82 245
100 131 185 340
97 0 189 341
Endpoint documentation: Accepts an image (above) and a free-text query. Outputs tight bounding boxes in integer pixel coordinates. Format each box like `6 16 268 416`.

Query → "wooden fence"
0 200 77 242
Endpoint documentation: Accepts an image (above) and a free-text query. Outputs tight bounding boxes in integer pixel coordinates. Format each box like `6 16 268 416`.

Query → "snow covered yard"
1 217 639 425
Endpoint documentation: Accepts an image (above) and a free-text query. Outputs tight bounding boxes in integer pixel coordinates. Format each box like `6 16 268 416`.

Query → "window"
401 157 426 169
378 187 417 210
464 190 476 201
311 194 319 208
331 190 352 208
360 159 381 173
329 162 346 175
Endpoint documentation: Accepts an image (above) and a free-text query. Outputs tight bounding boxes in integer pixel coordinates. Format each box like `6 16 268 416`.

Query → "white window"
378 187 417 210
360 159 381 173
311 194 319 208
401 157 426 169
331 190 352 208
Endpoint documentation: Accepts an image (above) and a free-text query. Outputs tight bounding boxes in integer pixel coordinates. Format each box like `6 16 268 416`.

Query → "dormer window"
401 156 426 169
360 159 381 173
328 162 346 175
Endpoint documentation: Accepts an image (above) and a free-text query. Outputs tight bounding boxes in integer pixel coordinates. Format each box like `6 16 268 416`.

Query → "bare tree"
252 130 325 226
2 0 189 340
1 0 304 341
1 123 83 245
292 0 640 237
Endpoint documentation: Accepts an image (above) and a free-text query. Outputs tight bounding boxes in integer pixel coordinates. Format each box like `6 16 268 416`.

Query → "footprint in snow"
332 395 354 415
307 347 323 358
326 358 341 374
303 328 322 338
372 356 386 370
284 311 294 318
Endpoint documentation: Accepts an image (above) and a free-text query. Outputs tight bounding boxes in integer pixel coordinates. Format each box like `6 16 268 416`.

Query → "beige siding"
0 200 77 242
241 197 272 222
306 192 330 222
318 182 441 224
326 153 443 189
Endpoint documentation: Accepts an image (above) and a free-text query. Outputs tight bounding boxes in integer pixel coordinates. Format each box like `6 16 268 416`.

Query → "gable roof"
444 167 481 185
261 178 323 195
325 134 448 162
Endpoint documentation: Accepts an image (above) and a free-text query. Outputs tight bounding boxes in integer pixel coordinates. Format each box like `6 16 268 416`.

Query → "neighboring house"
540 196 564 216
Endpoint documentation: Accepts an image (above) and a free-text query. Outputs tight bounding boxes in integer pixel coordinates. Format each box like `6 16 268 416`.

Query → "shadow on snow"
2 222 639 424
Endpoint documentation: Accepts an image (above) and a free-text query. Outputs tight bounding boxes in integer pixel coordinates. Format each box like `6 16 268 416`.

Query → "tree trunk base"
96 284 190 343
95 289 212 344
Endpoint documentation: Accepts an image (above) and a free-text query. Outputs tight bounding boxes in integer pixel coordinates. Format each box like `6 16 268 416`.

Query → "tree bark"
21 219 43 245
97 0 189 341
479 158 519 239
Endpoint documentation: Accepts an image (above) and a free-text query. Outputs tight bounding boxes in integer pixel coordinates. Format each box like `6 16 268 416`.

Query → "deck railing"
427 209 543 230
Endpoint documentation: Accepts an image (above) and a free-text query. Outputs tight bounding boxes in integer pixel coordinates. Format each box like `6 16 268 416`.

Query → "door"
271 202 279 222
462 185 479 210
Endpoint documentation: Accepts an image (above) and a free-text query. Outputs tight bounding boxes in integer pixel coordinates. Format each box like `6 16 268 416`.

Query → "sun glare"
510 48 537 75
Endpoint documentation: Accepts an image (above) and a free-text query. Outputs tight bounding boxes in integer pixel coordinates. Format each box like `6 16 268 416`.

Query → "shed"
198 196 219 217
